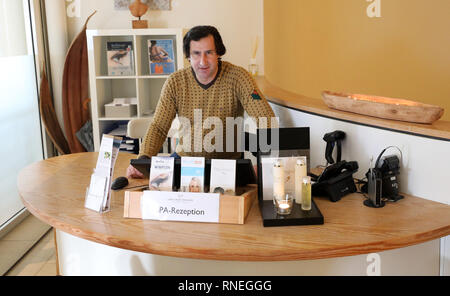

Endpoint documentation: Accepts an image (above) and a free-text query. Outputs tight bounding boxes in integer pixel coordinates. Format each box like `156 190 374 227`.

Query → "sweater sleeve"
138 77 177 158
236 68 278 129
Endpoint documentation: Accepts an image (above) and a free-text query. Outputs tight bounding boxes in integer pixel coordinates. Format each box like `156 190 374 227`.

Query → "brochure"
85 134 122 212
149 156 174 191
180 157 205 193
209 159 236 195
107 41 134 76
148 39 175 75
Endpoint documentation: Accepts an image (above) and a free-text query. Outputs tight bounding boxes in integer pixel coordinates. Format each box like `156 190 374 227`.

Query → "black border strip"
268 99 450 142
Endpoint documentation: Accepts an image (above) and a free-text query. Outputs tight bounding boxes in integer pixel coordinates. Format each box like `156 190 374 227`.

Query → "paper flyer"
180 157 205 193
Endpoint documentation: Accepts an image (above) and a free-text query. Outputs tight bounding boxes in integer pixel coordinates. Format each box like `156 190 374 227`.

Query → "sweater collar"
191 60 222 90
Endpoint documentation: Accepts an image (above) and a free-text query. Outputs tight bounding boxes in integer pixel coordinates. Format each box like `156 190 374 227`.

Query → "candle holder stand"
255 128 324 227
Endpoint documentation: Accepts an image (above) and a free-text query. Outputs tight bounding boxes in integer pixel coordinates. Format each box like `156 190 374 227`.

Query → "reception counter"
18 78 450 275
19 152 450 275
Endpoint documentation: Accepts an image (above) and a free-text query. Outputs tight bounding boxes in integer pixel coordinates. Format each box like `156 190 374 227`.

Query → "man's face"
189 35 219 84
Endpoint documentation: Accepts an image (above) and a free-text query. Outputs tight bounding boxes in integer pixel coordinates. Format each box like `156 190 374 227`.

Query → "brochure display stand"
85 134 122 213
123 158 258 224
256 128 324 227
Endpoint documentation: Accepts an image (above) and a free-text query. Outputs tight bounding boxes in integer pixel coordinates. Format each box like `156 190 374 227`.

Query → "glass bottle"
295 157 307 204
248 58 258 76
301 176 312 211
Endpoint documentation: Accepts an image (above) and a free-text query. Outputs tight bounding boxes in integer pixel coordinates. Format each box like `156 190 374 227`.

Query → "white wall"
66 0 264 73
45 0 69 136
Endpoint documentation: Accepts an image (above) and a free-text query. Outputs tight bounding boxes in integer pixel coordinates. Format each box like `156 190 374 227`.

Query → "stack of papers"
104 97 137 107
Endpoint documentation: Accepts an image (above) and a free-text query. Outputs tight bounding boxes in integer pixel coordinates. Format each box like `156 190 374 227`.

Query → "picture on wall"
114 0 170 11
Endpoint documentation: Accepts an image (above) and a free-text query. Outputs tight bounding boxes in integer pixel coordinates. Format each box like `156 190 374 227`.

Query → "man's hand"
126 164 144 179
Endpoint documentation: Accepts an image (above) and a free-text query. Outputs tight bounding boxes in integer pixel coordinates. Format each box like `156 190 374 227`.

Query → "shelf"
96 75 169 80
87 28 184 151
96 76 137 80
98 117 139 121
138 75 170 79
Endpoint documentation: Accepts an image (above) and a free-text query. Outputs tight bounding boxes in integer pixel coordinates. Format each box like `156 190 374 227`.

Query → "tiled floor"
5 230 57 276
1 215 56 276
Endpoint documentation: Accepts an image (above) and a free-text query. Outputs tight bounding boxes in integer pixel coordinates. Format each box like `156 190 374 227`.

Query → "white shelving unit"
86 28 184 151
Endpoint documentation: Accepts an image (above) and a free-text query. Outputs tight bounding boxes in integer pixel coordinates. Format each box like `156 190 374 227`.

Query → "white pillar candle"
273 159 285 200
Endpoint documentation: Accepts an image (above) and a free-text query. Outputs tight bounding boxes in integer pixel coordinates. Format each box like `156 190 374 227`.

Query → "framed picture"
114 0 170 11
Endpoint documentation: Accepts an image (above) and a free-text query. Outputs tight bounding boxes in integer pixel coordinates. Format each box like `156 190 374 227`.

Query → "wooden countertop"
256 76 450 141
19 152 450 261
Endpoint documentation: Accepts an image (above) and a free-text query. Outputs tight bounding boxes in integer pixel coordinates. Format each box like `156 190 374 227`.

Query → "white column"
44 0 69 134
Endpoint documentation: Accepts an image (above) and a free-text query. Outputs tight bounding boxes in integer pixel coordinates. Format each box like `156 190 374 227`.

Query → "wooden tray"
123 185 257 224
322 91 444 124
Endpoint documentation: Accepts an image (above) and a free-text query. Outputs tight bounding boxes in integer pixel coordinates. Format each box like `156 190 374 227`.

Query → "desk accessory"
274 192 294 215
312 160 359 202
365 167 384 208
85 134 121 212
323 130 345 164
256 127 324 227
295 156 307 204
363 146 404 207
111 176 128 190
301 176 312 211
272 159 285 202
124 185 257 224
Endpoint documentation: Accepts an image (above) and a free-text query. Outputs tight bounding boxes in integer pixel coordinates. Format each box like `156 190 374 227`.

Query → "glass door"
0 0 44 228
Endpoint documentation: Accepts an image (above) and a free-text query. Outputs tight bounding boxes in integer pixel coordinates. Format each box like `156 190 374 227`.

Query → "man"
127 25 276 178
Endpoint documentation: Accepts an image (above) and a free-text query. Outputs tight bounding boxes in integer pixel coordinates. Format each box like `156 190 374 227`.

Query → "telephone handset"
312 160 359 202
316 160 359 184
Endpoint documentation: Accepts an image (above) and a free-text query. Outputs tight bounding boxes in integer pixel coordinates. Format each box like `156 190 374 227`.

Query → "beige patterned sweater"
139 61 276 159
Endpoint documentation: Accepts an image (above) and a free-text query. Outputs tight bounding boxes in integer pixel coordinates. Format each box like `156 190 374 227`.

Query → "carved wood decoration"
129 0 149 28
62 11 96 153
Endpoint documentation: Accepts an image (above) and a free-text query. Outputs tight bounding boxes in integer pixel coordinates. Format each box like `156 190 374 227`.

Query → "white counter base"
56 230 439 276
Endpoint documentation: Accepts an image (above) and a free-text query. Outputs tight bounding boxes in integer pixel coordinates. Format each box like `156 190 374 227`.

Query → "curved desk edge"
22 197 450 262
18 153 450 262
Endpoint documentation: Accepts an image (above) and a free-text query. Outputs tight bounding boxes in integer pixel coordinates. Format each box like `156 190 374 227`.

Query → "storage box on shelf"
87 29 185 151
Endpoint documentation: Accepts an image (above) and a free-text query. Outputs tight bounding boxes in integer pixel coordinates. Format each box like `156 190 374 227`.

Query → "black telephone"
312 160 359 202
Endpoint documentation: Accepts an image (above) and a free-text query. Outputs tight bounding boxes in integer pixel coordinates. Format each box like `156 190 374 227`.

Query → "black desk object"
256 127 324 227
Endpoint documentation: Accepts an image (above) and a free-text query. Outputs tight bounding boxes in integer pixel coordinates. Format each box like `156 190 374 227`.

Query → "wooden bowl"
322 91 444 124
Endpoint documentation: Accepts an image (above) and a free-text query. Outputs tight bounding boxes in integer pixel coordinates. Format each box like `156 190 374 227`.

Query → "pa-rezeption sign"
141 191 220 223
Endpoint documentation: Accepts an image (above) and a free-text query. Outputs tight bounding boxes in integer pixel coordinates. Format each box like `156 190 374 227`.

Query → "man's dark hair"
183 25 226 59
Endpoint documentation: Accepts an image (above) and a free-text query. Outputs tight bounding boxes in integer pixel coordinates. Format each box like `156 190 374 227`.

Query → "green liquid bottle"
301 176 312 211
